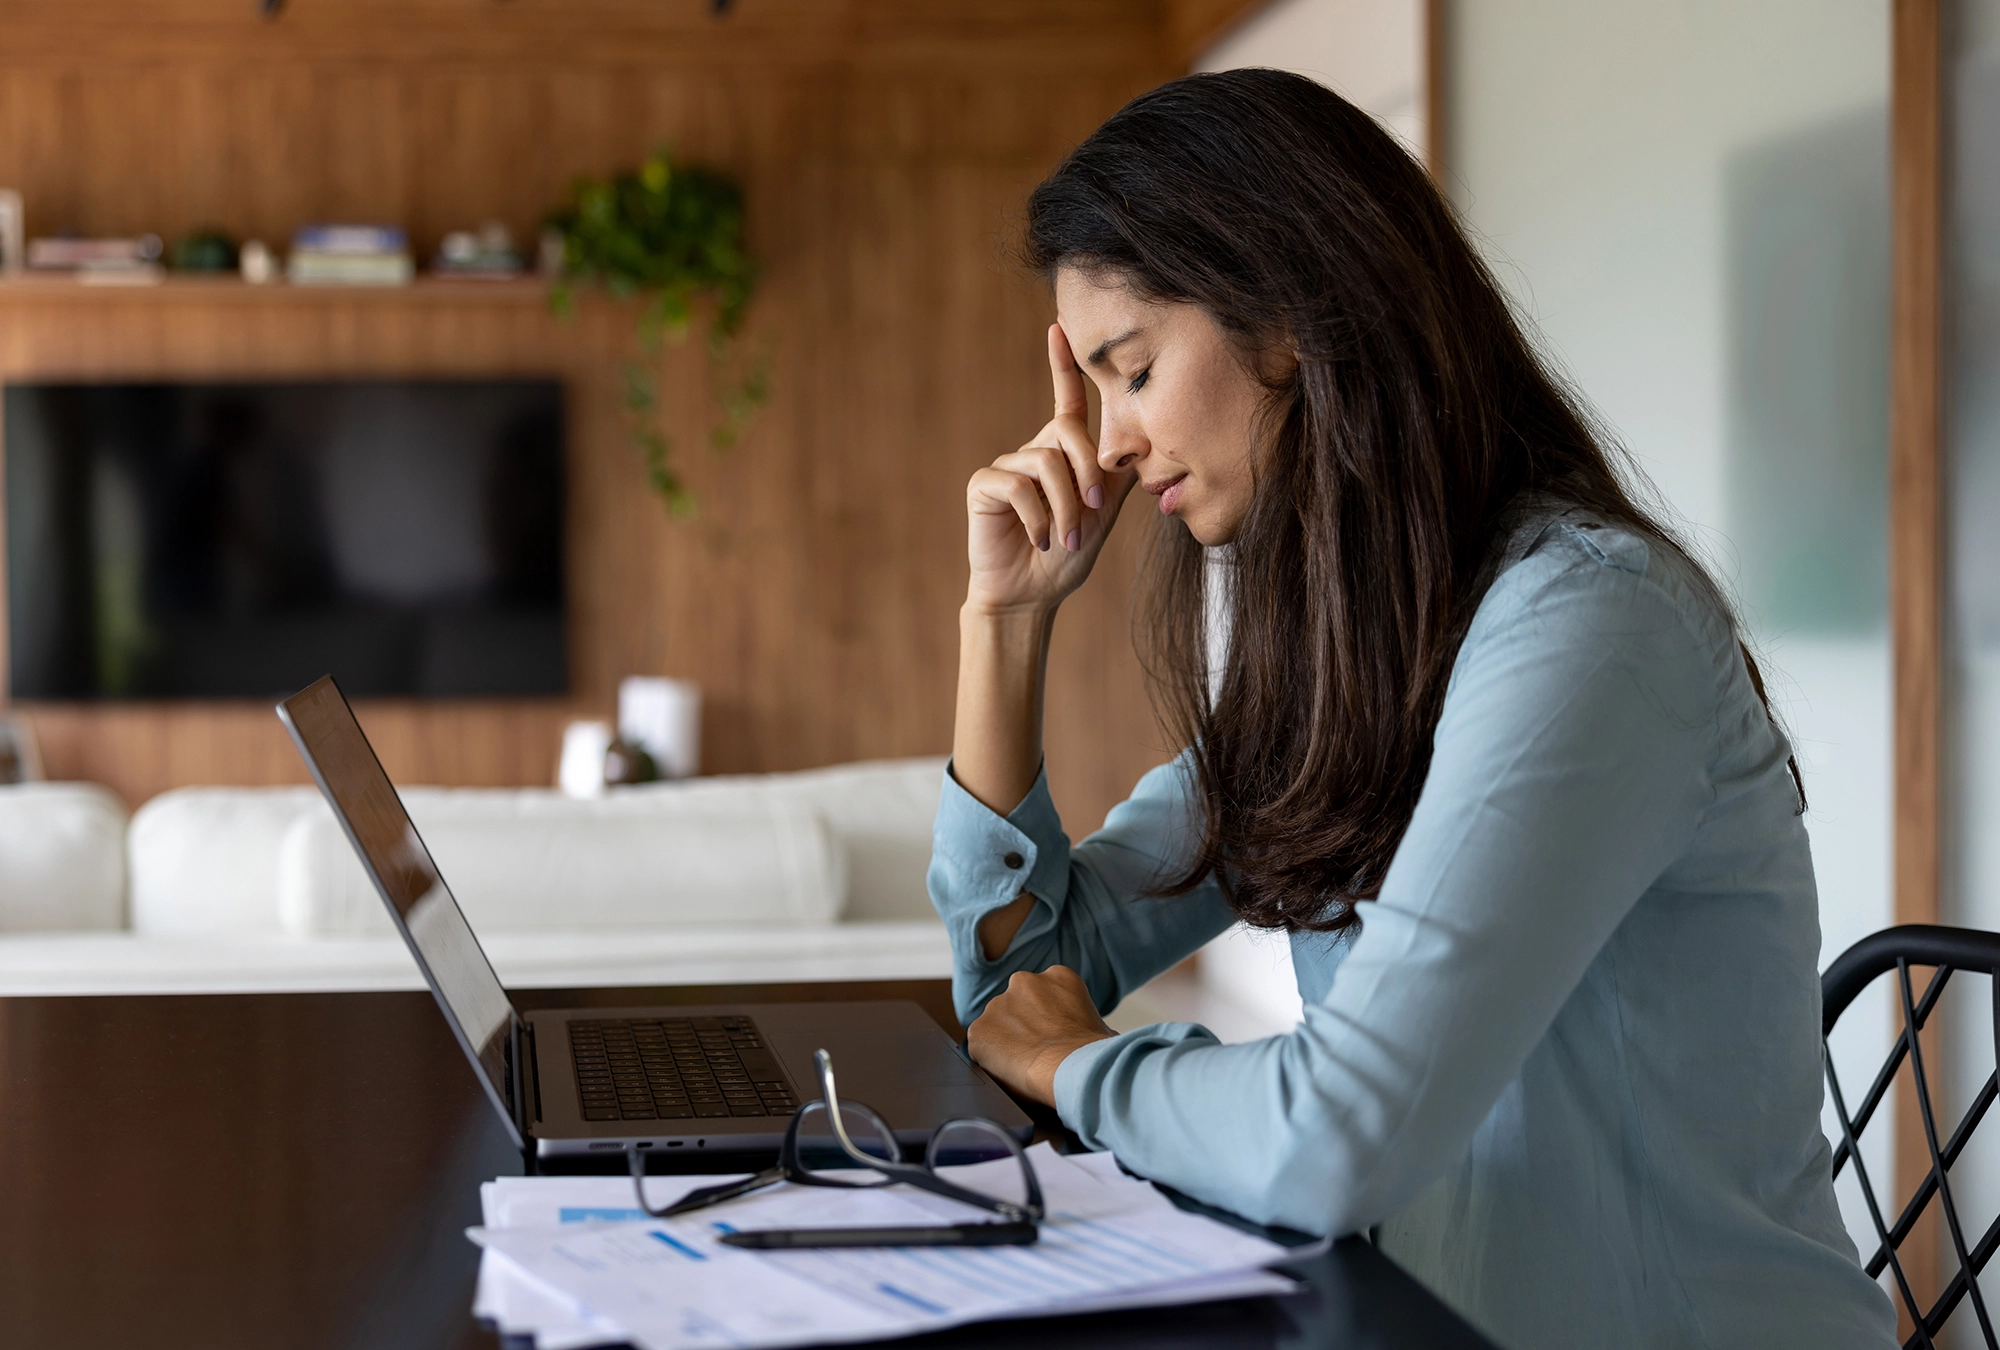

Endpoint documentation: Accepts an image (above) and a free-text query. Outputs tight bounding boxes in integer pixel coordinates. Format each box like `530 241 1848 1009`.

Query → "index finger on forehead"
1048 324 1088 419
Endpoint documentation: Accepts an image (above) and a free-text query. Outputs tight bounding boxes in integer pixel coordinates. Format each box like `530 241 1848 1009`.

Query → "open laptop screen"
276 675 519 1136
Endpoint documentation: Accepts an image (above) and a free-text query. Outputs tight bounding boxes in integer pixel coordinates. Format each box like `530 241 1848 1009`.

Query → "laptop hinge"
503 1022 517 1116
522 1019 543 1127
506 1018 534 1128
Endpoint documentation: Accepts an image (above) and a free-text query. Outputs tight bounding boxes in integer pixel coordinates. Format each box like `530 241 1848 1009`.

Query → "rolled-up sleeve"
928 757 1236 1027
1046 531 1725 1238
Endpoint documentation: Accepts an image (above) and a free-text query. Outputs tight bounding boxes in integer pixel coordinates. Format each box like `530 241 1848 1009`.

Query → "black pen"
717 1220 1038 1249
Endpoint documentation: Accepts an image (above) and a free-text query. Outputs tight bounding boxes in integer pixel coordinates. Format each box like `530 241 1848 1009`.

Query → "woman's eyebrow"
1085 328 1143 367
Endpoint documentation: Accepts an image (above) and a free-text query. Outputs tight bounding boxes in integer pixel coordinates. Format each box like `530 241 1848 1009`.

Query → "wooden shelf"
0 274 552 304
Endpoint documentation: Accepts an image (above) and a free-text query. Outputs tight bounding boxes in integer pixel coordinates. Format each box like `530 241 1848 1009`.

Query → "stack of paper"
471 1143 1304 1349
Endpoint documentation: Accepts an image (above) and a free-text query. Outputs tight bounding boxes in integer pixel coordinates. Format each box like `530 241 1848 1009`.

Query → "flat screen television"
5 379 566 700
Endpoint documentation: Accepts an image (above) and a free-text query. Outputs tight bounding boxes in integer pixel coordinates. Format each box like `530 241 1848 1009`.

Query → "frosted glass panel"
1949 5 2000 926
1942 5 2000 1324
1446 0 1890 1259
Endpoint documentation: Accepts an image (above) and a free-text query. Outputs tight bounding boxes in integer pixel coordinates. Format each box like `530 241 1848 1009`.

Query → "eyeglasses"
626 1049 1044 1247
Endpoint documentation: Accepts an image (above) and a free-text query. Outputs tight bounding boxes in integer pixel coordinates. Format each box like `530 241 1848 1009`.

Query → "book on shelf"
287 251 415 285
291 224 408 255
26 235 163 269
286 223 414 286
77 261 164 285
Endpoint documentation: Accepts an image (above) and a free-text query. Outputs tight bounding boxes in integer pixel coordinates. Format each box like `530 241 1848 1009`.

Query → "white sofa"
0 758 955 997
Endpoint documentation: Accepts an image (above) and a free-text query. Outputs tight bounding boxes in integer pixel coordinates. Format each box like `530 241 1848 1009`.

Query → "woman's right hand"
965 324 1135 615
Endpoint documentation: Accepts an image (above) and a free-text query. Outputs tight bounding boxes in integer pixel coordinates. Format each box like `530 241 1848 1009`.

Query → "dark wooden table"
0 980 1498 1350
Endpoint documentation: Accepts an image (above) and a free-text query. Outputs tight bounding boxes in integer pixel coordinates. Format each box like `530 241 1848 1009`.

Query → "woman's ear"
1261 346 1301 404
1258 331 1302 389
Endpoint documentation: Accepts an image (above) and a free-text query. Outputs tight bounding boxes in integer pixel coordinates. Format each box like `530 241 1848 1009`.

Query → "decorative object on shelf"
239 239 277 284
556 721 659 796
169 228 238 273
545 149 767 515
28 233 164 284
0 191 22 275
559 720 615 799
434 220 524 279
557 717 670 797
0 714 43 785
601 736 659 788
286 224 413 286
618 675 701 780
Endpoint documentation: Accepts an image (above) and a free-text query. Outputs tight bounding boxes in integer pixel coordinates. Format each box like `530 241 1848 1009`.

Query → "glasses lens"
929 1120 1031 1211
792 1102 900 1183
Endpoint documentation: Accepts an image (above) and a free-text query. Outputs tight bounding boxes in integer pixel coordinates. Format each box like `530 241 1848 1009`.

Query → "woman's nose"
1097 415 1144 472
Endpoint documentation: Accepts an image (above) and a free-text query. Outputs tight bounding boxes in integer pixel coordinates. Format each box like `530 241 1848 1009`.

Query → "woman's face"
1055 268 1269 547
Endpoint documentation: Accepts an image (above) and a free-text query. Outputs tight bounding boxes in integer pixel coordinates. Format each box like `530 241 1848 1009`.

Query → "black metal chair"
1823 923 2000 1348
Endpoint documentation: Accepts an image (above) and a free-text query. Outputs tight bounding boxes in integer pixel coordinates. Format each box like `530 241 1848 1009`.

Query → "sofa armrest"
0 783 127 932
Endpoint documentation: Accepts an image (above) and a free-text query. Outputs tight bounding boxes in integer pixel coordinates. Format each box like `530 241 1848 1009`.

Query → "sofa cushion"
0 783 127 932
277 789 846 936
128 787 322 935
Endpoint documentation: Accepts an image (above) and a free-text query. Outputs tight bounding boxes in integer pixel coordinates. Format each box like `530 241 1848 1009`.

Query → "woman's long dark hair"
1025 69 1794 934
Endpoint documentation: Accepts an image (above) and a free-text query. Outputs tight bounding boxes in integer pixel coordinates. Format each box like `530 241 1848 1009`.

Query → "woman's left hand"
966 966 1116 1106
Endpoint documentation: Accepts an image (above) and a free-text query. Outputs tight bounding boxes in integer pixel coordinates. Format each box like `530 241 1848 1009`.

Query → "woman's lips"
1151 474 1189 516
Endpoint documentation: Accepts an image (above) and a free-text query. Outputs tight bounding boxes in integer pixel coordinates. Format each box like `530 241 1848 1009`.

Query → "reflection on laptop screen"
276 676 517 1123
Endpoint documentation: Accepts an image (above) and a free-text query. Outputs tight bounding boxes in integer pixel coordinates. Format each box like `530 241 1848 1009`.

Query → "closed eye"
1126 368 1150 394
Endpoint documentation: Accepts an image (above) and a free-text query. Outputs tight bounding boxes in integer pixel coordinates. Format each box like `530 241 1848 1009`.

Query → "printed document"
470 1143 1302 1349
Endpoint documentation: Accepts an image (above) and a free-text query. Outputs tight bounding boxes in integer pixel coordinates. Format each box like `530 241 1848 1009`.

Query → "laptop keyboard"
568 1015 801 1122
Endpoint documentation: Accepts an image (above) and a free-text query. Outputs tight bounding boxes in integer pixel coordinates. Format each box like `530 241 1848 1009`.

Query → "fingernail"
1085 485 1104 509
1065 528 1081 552
1038 537 1050 552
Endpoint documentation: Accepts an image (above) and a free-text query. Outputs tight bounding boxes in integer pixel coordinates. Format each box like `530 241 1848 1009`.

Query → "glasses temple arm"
814 1048 903 1167
816 1050 1041 1222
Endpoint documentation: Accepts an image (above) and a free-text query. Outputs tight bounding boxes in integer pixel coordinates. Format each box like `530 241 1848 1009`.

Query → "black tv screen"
5 379 566 700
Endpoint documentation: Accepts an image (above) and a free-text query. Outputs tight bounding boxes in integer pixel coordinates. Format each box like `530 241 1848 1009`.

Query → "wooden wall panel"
0 2 1173 832
1889 0 1944 1321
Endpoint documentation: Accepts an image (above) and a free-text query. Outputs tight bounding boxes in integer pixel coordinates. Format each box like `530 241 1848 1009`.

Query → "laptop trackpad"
756 1002 1026 1135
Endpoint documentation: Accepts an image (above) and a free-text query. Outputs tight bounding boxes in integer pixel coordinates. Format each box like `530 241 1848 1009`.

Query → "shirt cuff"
1052 1021 1220 1150
928 761 1074 942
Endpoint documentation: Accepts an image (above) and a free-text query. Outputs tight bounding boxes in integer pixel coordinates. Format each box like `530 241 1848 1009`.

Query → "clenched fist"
966 965 1115 1107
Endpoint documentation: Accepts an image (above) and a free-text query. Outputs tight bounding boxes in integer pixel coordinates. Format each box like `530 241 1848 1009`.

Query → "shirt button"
1002 851 1025 870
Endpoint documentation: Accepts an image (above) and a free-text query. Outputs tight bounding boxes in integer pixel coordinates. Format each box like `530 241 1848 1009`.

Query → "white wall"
1196 0 1425 155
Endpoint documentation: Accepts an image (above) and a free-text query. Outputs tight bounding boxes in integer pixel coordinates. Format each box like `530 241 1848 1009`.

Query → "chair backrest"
1823 923 2000 1348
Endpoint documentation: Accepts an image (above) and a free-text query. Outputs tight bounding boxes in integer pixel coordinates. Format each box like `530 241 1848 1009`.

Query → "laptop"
276 674 1031 1162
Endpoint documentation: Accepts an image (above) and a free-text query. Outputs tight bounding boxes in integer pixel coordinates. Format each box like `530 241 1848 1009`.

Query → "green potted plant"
546 151 768 516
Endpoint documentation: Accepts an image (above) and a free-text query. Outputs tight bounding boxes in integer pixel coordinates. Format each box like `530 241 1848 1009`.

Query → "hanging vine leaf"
545 150 766 516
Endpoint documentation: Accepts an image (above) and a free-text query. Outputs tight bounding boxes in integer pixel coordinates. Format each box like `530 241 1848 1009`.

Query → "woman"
927 69 1894 1347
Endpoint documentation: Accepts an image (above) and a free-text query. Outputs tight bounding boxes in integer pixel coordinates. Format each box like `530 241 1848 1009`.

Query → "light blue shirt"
929 513 1895 1349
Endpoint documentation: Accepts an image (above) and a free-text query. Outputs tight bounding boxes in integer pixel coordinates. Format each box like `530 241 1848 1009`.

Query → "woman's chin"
1177 504 1245 548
